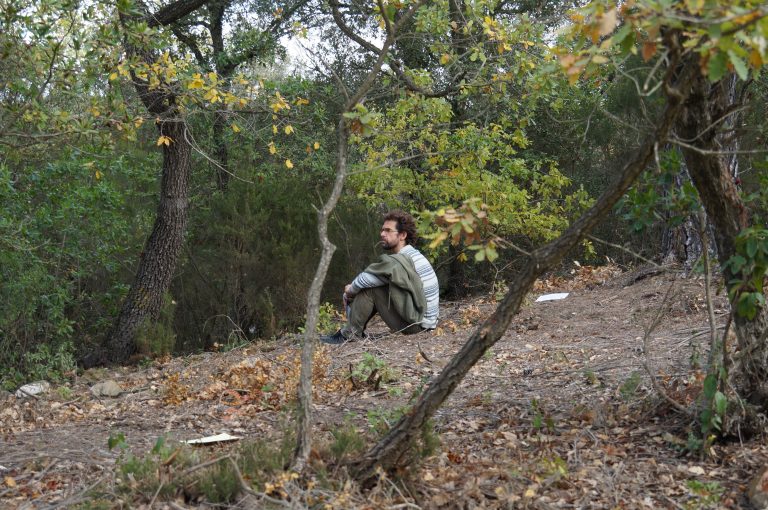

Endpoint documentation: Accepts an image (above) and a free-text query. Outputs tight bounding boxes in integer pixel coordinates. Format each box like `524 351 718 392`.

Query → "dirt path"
2 266 766 509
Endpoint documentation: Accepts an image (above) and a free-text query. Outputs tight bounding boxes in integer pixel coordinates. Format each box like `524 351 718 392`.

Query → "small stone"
15 381 51 398
90 380 123 398
748 467 768 509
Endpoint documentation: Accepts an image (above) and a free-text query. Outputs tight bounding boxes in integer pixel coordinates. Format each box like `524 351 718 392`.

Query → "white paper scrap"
535 293 569 302
183 433 242 445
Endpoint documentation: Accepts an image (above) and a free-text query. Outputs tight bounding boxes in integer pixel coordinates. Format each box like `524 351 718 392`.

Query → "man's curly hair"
383 210 418 245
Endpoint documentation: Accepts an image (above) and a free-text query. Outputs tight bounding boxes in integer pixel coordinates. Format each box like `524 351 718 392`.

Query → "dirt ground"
2 265 767 509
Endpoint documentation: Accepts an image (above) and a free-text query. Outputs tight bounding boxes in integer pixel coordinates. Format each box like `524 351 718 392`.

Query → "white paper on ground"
535 293 569 302
183 433 242 445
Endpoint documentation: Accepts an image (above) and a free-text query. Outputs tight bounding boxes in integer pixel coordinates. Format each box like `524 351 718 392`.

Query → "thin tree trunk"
291 0 425 470
350 36 693 481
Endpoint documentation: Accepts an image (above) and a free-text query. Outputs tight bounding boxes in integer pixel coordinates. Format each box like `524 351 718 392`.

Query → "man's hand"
343 284 354 308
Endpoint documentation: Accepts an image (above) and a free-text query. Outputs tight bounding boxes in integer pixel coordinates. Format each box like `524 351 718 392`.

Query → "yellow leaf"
440 53 451 65
187 73 205 89
285 159 294 169
4 477 16 488
313 141 320 150
204 88 219 103
95 170 103 180
109 72 118 81
268 142 277 154
272 125 278 134
156 135 173 146
231 123 241 133
295 97 309 106
284 125 294 135
428 231 448 249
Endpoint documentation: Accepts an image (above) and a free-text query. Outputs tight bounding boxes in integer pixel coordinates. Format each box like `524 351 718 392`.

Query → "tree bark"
350 37 693 482
107 0 203 363
676 70 768 411
660 155 708 268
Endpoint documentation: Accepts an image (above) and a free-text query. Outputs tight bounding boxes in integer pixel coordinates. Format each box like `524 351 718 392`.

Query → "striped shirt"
349 245 439 329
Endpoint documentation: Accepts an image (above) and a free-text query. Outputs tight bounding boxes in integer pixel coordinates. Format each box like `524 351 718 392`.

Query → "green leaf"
108 432 126 450
726 254 747 273
728 51 749 80
474 249 486 262
612 23 632 45
699 409 713 434
714 391 727 416
152 436 166 454
746 237 758 259
737 293 758 320
708 52 728 82
702 373 717 399
619 31 636 56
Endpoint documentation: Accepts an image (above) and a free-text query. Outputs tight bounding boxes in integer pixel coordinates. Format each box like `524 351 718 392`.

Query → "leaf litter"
1 264 766 508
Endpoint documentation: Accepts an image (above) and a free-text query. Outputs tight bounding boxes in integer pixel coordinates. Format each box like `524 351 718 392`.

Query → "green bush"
0 152 153 385
172 172 378 350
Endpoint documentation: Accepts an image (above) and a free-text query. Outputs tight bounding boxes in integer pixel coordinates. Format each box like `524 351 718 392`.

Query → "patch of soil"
1 266 766 509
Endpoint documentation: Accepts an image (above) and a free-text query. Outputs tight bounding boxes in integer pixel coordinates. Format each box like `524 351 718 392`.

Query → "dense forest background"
5 0 768 506
2 0 768 429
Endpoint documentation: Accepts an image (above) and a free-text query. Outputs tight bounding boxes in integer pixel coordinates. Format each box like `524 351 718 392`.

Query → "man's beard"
380 240 396 251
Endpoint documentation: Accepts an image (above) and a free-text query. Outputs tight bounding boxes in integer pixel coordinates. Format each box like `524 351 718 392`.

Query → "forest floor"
2 264 767 509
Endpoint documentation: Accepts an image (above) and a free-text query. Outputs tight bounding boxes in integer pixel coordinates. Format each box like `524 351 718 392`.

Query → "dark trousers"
342 286 423 338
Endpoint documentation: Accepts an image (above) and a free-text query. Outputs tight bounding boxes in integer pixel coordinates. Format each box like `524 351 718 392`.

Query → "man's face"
380 220 406 251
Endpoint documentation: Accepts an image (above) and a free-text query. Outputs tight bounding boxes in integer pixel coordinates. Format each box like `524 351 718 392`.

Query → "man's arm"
346 272 386 297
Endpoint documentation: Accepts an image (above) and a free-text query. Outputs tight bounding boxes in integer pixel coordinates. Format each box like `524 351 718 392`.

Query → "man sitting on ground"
321 210 439 344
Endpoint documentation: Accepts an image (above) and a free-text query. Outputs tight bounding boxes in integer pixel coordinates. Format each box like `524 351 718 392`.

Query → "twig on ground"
417 343 432 363
38 475 108 510
640 281 691 415
148 481 164 509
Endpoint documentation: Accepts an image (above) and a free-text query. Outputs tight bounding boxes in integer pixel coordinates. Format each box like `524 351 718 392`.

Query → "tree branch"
148 0 210 27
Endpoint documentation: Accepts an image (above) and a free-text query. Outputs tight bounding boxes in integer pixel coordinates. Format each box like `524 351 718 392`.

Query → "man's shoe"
320 330 347 345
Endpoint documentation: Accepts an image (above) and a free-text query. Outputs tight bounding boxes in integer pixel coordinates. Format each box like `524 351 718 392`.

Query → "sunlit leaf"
727 51 749 80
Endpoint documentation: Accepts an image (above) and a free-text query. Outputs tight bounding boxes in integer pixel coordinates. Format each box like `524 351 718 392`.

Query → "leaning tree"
346 0 768 479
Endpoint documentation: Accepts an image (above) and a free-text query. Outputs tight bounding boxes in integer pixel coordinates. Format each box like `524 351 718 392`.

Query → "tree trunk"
291 0 422 469
676 70 768 411
109 120 191 363
660 155 707 268
350 40 693 481
107 0 201 364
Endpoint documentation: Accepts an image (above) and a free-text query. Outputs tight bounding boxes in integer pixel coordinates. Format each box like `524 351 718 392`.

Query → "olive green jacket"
361 253 426 325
